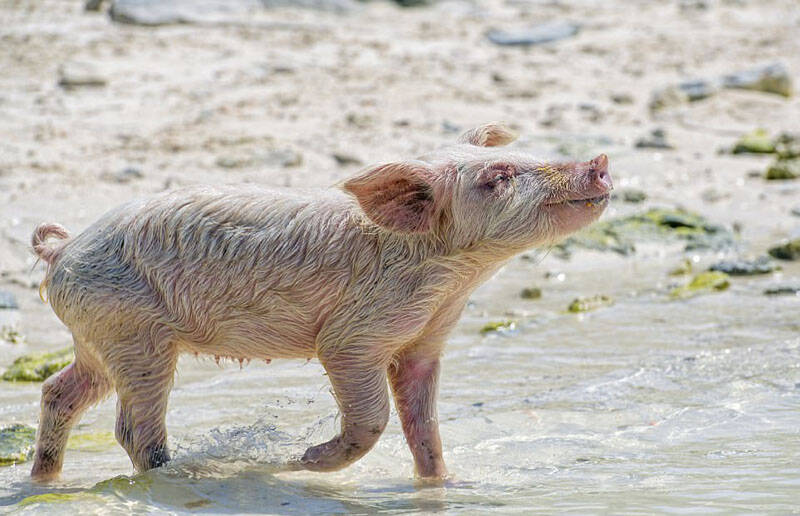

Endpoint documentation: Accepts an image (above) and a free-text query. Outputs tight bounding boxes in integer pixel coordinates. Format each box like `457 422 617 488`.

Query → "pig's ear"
343 160 437 234
458 122 517 147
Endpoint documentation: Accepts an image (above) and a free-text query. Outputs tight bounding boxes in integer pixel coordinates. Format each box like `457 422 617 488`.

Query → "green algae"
480 320 517 334
768 239 800 261
732 129 776 154
67 432 117 452
669 258 694 276
17 492 100 507
765 158 800 180
0 423 36 466
2 348 73 382
567 295 614 313
556 208 733 257
0 326 25 345
670 271 730 299
729 131 800 159
520 287 542 300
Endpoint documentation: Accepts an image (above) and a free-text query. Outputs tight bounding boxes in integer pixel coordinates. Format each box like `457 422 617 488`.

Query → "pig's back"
47 186 366 344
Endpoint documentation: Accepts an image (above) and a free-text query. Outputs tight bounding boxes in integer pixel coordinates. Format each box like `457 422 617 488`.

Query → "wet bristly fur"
30 122 611 481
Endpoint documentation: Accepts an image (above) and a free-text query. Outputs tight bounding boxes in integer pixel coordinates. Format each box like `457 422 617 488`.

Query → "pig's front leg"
298 356 390 472
389 345 447 480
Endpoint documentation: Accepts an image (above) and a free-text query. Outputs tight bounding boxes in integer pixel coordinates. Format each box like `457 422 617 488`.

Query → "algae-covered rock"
765 158 800 180
0 424 36 466
732 129 776 154
612 188 647 204
520 287 542 300
669 258 694 276
1 326 25 345
721 63 793 97
635 128 674 150
709 256 778 276
480 320 517 334
670 271 730 299
556 208 733 257
776 133 800 159
567 295 614 313
768 239 800 261
18 492 102 507
2 348 73 382
729 131 800 159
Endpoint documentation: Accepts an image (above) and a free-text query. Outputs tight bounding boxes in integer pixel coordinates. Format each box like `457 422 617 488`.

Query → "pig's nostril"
594 168 611 186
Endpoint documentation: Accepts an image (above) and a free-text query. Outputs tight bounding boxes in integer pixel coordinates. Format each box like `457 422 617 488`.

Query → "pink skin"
29 123 612 482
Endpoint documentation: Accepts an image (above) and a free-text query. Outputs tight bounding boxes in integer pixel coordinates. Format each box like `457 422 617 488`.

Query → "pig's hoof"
296 439 346 472
30 468 60 483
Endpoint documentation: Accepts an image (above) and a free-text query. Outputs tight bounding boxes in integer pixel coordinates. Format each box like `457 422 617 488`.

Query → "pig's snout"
589 154 613 193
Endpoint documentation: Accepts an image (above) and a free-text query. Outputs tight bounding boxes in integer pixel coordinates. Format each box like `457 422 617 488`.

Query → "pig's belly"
178 310 319 361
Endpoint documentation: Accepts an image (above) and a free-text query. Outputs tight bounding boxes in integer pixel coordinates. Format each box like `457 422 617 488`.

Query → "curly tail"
32 223 70 303
32 223 70 264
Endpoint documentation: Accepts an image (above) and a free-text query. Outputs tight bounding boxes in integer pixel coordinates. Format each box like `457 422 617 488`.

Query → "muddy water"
1 246 798 514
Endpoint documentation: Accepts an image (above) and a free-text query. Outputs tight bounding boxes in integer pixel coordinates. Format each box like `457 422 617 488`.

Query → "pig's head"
343 122 612 256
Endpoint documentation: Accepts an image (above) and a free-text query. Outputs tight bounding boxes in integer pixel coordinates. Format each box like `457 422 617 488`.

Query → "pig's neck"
381 231 517 291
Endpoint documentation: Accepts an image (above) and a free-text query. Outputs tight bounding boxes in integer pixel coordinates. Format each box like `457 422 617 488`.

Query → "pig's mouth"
547 193 610 207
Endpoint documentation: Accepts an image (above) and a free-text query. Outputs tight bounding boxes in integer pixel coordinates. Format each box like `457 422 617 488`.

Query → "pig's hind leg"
106 330 179 472
297 353 391 472
31 345 111 481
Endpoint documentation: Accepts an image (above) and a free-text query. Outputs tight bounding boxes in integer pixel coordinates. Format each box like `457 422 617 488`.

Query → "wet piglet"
30 123 612 481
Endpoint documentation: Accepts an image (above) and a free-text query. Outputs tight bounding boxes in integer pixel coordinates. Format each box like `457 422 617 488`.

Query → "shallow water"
2 247 798 514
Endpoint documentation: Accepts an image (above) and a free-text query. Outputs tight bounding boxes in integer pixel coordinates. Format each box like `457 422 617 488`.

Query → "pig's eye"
485 174 510 189
478 163 517 193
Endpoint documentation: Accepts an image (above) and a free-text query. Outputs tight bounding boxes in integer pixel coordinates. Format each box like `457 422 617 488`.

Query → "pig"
29 123 612 482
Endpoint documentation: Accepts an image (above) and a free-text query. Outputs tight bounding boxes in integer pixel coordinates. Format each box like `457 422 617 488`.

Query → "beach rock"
610 93 634 104
480 320 517 335
57 62 107 89
612 188 647 203
109 0 354 26
216 149 302 169
764 285 800 296
768 239 800 261
721 63 793 97
265 149 303 168
0 424 36 466
520 287 542 299
332 152 363 166
392 0 432 6
709 256 778 276
487 21 580 46
635 128 674 150
670 271 730 299
567 294 613 313
732 129 775 154
2 348 73 382
649 81 716 112
765 158 800 180
650 63 792 112
85 0 106 10
101 166 143 184
775 133 800 159
0 291 18 310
